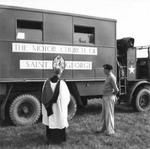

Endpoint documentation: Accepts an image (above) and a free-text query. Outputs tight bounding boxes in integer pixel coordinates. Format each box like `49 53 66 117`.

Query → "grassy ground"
0 99 150 149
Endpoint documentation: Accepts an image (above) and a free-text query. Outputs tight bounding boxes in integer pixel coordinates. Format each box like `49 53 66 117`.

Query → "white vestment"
42 80 70 129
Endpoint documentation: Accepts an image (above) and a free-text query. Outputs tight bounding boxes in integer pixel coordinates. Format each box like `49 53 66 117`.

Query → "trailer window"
74 25 95 45
16 20 43 41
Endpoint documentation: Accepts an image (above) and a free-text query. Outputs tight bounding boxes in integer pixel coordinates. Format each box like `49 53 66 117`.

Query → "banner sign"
12 43 97 55
20 60 92 70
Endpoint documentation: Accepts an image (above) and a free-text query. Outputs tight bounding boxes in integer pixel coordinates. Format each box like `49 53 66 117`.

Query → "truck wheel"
134 87 150 112
9 94 41 126
68 94 77 120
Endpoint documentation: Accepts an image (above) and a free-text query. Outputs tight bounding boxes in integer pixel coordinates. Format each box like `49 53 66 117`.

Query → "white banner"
12 43 97 55
20 60 92 70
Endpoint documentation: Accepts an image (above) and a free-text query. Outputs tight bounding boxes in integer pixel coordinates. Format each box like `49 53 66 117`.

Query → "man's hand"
116 92 120 98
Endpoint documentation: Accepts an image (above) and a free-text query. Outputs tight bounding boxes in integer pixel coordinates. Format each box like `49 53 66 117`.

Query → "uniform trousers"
101 95 116 134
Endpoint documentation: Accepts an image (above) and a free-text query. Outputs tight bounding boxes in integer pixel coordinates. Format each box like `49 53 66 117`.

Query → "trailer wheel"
9 94 41 126
68 94 77 120
134 87 150 112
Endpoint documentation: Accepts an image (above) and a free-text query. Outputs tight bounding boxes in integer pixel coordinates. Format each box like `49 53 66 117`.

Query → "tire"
68 94 77 121
134 87 150 112
9 94 41 126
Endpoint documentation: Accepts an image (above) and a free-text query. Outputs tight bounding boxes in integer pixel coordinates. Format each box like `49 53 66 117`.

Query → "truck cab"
117 38 150 112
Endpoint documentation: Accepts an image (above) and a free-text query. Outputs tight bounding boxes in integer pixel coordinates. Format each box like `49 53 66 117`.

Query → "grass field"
0 99 150 149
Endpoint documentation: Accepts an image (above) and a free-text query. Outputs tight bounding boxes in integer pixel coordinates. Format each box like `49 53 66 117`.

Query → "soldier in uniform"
98 64 119 136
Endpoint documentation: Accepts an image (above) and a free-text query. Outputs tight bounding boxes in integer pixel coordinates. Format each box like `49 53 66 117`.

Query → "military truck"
0 5 150 126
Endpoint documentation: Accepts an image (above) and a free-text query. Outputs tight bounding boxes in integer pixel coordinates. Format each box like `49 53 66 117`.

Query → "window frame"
73 25 95 45
16 19 43 42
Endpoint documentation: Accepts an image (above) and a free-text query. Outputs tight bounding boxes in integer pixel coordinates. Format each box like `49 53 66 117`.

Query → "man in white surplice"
42 79 70 128
41 55 70 144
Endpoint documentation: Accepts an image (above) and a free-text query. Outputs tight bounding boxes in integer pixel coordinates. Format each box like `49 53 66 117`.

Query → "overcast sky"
0 0 150 46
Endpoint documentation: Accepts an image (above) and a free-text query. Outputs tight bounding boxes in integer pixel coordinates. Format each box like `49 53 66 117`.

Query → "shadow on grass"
115 103 134 113
77 99 134 116
0 119 13 127
77 103 102 115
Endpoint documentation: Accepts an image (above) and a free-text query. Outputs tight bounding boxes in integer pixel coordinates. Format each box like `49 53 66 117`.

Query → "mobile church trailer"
0 5 117 126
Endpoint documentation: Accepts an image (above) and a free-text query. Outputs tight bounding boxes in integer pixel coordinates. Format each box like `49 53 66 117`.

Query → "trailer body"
0 5 116 125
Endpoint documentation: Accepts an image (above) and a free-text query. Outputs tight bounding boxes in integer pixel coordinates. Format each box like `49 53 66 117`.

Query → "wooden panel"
0 42 43 79
44 13 72 44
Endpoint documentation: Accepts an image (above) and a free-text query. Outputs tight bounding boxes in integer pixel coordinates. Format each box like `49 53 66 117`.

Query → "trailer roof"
0 4 116 22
